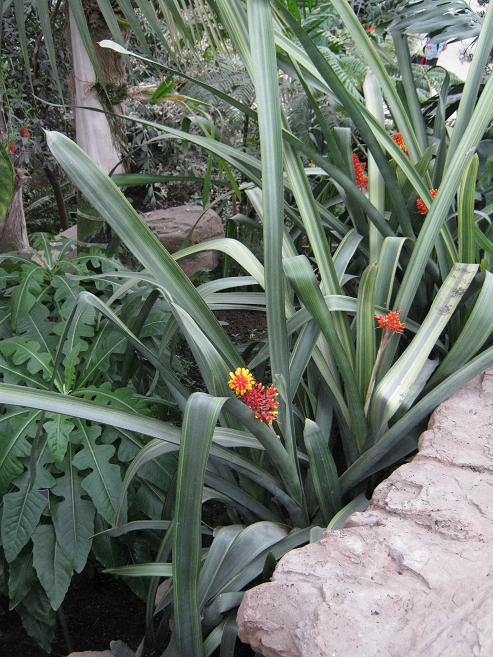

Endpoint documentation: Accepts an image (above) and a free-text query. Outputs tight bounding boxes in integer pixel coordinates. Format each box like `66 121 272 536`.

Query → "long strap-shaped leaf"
341 343 493 492
173 393 227 657
304 419 342 524
430 270 493 385
395 58 493 319
46 132 239 369
284 256 367 460
370 263 478 432
283 130 355 363
248 0 296 458
327 0 419 159
274 1 416 235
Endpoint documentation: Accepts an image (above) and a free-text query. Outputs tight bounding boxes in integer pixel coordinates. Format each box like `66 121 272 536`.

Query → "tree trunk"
68 6 128 244
0 169 30 253
69 9 125 174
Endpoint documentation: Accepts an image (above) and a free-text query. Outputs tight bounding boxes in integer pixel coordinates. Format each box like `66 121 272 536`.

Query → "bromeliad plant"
2 0 493 655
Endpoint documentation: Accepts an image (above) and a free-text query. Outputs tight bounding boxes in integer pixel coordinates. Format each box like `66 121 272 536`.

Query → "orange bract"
391 132 408 156
228 367 255 395
375 309 406 334
416 188 438 215
242 383 279 425
352 152 368 190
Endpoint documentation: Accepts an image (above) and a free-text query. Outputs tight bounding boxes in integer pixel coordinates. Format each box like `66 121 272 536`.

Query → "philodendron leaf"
0 410 40 493
0 337 53 381
1 473 48 562
72 421 124 524
8 549 36 610
32 524 73 611
17 583 56 652
11 265 46 331
0 143 14 222
52 445 95 573
44 413 75 463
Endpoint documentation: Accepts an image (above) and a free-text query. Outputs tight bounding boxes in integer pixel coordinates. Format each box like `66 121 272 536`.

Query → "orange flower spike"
392 132 409 156
20 127 30 139
228 367 255 396
375 310 406 334
262 385 279 424
352 152 368 190
416 188 438 216
242 382 279 424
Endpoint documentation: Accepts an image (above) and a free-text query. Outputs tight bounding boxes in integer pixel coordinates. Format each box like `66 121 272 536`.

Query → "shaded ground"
0 570 157 657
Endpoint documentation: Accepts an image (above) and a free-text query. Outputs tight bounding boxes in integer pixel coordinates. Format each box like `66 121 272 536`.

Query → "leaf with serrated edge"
1 473 47 562
43 413 75 463
72 421 124 524
52 444 95 573
32 524 73 610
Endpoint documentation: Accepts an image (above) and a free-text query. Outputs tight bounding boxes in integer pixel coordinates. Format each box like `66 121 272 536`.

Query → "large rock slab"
141 205 223 276
56 205 224 277
237 371 493 657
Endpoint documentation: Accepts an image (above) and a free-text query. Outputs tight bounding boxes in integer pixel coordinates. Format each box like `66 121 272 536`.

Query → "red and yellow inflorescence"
228 367 255 396
416 188 438 215
352 152 368 190
391 132 409 156
228 368 279 425
375 309 406 334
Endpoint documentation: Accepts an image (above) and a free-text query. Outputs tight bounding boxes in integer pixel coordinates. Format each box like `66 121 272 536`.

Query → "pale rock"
141 205 223 276
237 371 493 657
55 205 224 277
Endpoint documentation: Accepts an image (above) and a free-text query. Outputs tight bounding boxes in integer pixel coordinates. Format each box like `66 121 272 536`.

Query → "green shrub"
0 236 178 650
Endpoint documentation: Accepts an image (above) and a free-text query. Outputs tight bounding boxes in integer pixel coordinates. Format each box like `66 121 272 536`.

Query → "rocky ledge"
237 371 493 657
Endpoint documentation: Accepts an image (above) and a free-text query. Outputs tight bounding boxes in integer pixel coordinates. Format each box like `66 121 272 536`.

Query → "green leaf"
0 337 52 381
46 131 239 370
10 265 46 331
247 0 295 457
72 421 124 524
8 549 36 610
0 143 14 222
44 413 75 463
458 154 479 264
105 563 173 577
17 584 56 652
355 264 377 398
304 420 342 524
370 263 478 431
35 0 64 99
341 343 493 491
173 393 228 657
1 473 48 562
52 444 95 573
374 237 407 308
327 493 369 529
32 524 73 611
431 270 493 384
284 255 366 459
0 410 39 493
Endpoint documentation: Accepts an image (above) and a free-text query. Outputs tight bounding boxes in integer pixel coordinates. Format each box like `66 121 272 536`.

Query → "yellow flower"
228 367 255 396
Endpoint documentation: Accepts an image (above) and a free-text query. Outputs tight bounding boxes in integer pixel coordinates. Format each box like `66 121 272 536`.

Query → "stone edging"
237 371 493 657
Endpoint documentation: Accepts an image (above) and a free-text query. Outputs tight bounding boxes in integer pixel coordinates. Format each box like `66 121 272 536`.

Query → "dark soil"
0 570 155 657
215 310 267 346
